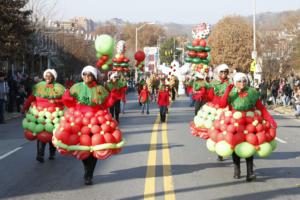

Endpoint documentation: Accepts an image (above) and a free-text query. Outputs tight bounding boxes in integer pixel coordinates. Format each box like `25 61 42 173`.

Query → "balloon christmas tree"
185 23 212 75
134 50 146 72
112 40 130 72
95 34 115 71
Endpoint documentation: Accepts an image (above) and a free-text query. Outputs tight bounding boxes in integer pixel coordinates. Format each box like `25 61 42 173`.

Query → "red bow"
46 84 54 88
238 91 248 98
87 81 97 88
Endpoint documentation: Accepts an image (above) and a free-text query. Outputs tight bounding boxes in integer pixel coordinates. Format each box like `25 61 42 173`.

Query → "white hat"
217 64 229 73
81 65 98 80
43 69 57 80
110 72 119 80
233 72 248 85
195 72 204 79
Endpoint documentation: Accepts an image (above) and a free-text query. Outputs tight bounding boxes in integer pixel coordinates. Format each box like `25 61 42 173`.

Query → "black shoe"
217 156 224 161
36 156 44 163
84 177 93 185
246 174 256 182
49 155 55 160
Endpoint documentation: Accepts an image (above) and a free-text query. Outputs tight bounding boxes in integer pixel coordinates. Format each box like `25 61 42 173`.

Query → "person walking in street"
215 73 277 182
106 72 127 122
157 84 170 123
53 65 124 185
192 72 206 115
0 72 9 124
22 69 65 163
139 84 151 114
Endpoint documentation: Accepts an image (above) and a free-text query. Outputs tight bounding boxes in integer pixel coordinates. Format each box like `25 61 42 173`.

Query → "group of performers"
21 60 277 185
22 66 126 185
189 63 277 181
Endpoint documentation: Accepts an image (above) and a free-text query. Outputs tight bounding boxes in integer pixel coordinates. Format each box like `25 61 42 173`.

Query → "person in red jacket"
139 84 151 114
157 84 170 122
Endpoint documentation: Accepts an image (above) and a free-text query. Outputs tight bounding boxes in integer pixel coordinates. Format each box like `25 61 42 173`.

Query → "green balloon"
96 51 102 58
207 53 211 62
101 64 110 71
35 124 44 133
37 117 46 124
192 57 201 64
234 142 256 158
205 47 211 52
45 118 52 124
256 143 272 157
270 140 277 151
45 123 54 133
206 139 216 152
215 141 233 157
186 44 195 51
22 119 28 129
194 46 205 52
27 122 36 132
120 63 129 67
38 112 45 118
53 117 60 124
95 34 115 55
185 57 193 63
58 111 64 117
200 59 209 65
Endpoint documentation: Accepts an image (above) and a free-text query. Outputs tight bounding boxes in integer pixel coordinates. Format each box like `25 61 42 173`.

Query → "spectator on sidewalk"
271 80 279 105
0 72 9 123
282 81 292 107
259 79 268 105
16 84 27 112
292 86 300 117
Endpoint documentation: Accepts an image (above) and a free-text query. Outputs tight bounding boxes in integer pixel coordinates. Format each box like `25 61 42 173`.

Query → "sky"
52 0 300 24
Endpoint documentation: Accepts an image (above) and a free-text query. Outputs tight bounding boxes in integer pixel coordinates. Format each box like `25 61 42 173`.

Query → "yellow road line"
162 116 176 200
144 115 160 200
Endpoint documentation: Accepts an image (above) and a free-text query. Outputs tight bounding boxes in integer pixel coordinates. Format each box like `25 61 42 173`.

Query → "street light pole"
135 22 155 52
253 0 256 52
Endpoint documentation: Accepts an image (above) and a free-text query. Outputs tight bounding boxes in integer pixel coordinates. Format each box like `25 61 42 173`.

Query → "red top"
139 89 150 103
157 90 170 106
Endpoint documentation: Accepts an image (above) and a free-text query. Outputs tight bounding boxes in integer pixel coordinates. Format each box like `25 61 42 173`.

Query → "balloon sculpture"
95 34 115 71
134 50 146 72
206 108 277 158
112 40 130 72
185 23 212 75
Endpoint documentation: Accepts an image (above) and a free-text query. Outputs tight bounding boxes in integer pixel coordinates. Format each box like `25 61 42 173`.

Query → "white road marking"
0 147 22 160
275 137 287 144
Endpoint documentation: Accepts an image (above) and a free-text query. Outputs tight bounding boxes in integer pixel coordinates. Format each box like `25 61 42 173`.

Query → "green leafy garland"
193 80 206 91
33 81 65 99
70 82 109 106
228 87 260 111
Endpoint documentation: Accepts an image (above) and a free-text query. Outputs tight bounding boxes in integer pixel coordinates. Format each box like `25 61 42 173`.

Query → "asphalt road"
0 92 300 200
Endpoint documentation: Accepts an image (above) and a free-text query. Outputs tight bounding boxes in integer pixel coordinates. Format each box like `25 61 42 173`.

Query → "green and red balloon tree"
112 40 130 72
185 23 212 75
95 34 115 71
134 50 146 72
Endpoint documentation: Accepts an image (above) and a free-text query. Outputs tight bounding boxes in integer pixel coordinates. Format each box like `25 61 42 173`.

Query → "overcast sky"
52 0 300 24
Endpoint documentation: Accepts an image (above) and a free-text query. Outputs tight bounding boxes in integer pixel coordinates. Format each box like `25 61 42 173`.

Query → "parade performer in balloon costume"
192 72 206 115
52 66 125 185
206 73 277 181
106 72 127 122
22 69 65 163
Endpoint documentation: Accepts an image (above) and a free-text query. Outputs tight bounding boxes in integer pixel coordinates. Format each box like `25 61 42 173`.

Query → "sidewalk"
270 105 298 118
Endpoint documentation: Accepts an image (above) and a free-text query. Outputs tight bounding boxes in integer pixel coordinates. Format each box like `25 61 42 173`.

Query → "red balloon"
37 131 53 143
103 133 116 143
224 132 234 145
76 151 91 160
199 39 206 47
68 134 80 145
71 124 81 135
81 126 91 135
91 125 101 135
93 149 112 160
134 51 146 62
112 129 122 143
80 135 92 146
91 134 105 146
269 128 276 139
246 134 258 146
256 131 266 144
101 55 109 62
24 130 36 141
232 132 245 146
